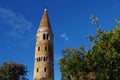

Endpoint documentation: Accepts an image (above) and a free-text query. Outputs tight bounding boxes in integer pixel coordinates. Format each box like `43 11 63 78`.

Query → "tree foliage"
0 61 28 80
59 47 86 80
59 16 120 80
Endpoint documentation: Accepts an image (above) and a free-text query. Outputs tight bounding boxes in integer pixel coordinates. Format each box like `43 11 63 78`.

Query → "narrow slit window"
36 68 39 73
46 34 49 40
38 47 40 51
44 67 46 72
43 57 46 61
43 34 45 40
45 46 48 51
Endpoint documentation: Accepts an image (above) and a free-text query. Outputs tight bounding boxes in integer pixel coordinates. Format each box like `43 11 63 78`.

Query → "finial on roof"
44 8 47 11
44 5 47 12
39 7 52 32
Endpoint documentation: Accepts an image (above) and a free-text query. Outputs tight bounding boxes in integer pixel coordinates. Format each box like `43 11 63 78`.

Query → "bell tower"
34 8 54 80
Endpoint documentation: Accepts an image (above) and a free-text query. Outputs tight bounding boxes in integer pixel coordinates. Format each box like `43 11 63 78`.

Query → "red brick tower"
34 8 54 80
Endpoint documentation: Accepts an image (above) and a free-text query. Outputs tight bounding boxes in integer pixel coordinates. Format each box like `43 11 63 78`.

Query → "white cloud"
60 33 69 41
0 7 32 39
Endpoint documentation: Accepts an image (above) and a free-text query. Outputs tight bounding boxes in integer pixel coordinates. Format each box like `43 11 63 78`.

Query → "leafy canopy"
0 61 28 80
59 16 120 80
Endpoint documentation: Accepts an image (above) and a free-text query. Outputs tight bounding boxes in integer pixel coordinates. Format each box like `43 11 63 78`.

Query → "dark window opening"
44 67 46 72
46 34 49 40
36 68 39 73
43 57 45 61
43 34 45 40
45 46 48 51
43 34 50 40
38 47 40 51
36 57 43 62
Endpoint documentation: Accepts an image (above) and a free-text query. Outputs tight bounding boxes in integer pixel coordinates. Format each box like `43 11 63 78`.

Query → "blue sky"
0 0 120 80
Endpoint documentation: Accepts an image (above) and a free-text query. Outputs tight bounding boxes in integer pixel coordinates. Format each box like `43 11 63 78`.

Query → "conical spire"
39 8 52 31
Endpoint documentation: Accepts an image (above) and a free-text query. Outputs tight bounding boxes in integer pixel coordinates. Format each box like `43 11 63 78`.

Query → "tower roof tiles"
39 9 52 29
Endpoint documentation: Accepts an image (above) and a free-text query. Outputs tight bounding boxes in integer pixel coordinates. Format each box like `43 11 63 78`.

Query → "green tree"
87 16 120 79
59 47 86 80
0 61 28 80
59 16 120 80
88 26 120 80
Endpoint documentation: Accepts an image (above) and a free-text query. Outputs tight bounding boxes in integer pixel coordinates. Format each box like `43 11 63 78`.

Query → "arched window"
43 34 45 40
46 34 49 40
43 57 46 61
38 47 40 51
44 67 46 72
45 46 48 51
36 68 39 73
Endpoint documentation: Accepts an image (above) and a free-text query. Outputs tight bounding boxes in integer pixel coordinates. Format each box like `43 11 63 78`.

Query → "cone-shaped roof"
39 8 52 32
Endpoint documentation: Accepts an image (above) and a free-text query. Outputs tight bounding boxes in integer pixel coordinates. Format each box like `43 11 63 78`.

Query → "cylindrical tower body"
34 9 54 80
